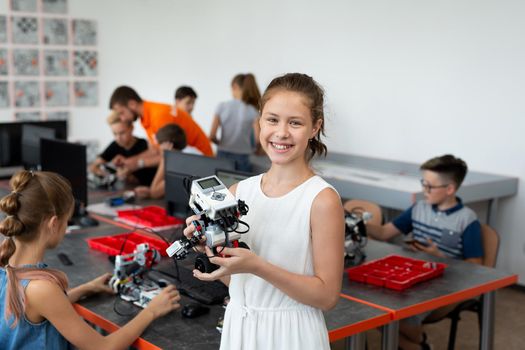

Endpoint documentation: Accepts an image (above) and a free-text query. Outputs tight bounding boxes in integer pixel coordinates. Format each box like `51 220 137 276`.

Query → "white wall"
6 1 525 281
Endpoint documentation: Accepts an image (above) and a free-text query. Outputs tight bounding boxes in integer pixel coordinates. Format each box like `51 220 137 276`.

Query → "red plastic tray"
116 206 183 228
86 232 170 257
346 255 447 291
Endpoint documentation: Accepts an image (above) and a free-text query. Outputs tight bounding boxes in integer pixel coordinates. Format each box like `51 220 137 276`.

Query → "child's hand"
86 273 115 295
112 155 126 167
134 186 151 199
116 167 130 180
183 215 206 253
193 246 261 281
412 238 445 258
145 285 181 319
92 165 108 177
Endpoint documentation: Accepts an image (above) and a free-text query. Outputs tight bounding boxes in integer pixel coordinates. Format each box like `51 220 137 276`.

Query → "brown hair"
231 73 261 109
260 73 327 160
106 110 132 127
175 86 197 100
155 124 187 150
420 154 468 189
0 171 74 327
109 85 142 109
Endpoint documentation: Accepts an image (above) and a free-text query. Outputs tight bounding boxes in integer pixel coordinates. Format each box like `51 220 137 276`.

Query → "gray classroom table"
251 152 518 224
42 213 391 350
341 239 517 350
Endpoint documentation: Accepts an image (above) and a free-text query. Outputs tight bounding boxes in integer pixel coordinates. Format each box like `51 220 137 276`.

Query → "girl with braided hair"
0 170 180 350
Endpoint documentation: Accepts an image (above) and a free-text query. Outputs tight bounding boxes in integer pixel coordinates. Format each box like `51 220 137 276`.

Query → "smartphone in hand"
404 237 430 247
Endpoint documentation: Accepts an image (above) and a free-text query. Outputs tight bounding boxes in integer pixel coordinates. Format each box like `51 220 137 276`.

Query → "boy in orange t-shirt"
109 86 213 172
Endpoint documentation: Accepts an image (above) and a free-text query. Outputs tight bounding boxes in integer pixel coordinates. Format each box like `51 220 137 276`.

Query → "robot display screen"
198 177 221 190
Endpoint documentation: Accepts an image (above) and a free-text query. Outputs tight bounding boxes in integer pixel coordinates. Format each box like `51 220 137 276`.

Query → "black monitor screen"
0 121 67 168
40 139 87 208
165 172 191 219
164 151 235 218
216 169 252 188
21 125 56 169
0 123 20 167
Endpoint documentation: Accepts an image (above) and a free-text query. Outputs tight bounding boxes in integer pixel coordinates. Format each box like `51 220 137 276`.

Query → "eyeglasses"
420 179 449 193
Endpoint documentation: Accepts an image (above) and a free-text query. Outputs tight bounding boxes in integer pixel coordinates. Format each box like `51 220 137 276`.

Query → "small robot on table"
344 209 372 265
109 243 162 308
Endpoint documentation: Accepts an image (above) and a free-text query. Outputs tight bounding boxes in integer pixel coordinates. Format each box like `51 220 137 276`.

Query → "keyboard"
174 266 229 305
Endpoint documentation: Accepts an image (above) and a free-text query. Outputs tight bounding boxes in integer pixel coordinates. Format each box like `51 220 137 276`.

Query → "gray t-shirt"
215 99 258 154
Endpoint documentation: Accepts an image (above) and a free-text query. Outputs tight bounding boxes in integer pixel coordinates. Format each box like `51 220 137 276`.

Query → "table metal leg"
487 198 498 226
480 291 495 350
382 320 399 350
345 332 366 350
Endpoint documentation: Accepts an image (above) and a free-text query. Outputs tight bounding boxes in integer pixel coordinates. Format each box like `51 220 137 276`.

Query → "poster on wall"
0 82 9 108
45 81 69 107
43 18 68 45
0 49 8 75
74 81 97 106
13 49 39 75
44 50 69 76
5 0 98 118
46 110 69 120
0 16 7 43
14 81 40 107
11 0 37 12
74 51 97 76
42 0 68 14
11 16 39 44
73 19 97 46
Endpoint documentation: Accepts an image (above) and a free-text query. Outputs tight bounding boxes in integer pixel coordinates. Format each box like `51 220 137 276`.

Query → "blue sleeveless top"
0 263 71 350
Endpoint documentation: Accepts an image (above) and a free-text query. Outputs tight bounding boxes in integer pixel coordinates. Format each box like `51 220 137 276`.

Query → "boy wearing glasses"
366 154 483 350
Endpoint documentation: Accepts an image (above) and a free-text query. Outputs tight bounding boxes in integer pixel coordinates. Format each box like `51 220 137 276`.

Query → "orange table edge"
73 304 161 350
328 309 391 342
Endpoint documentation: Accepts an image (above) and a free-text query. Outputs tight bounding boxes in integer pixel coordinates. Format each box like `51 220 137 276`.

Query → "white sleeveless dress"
220 174 336 350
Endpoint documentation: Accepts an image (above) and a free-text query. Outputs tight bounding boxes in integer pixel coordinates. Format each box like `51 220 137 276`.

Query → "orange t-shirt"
141 101 213 156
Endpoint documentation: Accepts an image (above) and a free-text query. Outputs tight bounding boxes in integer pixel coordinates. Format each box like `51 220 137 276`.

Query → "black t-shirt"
99 138 157 186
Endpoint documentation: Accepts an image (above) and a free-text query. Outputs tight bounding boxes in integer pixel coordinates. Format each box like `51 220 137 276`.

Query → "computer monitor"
164 151 235 218
0 121 67 173
40 139 89 218
215 169 253 188
21 125 56 170
0 123 20 168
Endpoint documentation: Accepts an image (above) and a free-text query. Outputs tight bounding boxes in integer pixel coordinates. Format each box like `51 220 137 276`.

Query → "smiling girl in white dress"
185 73 345 350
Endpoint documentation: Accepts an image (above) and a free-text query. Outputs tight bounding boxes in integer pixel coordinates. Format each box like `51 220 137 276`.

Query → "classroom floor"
363 286 525 349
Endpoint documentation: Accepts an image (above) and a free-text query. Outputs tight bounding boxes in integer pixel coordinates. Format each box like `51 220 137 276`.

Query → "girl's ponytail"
0 170 74 327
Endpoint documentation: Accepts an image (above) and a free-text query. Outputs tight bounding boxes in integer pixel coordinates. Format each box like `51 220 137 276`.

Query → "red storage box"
116 206 183 228
86 232 170 256
346 255 446 291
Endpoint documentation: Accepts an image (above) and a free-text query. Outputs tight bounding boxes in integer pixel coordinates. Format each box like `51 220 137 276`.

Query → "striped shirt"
392 198 483 259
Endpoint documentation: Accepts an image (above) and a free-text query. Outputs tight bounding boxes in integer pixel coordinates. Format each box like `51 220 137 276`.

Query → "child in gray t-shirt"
209 73 261 172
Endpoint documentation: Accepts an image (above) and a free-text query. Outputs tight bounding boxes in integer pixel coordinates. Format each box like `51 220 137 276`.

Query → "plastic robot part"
166 175 250 273
344 211 372 265
109 243 162 308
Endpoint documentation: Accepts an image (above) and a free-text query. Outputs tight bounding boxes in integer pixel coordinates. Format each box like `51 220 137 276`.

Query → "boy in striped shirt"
367 154 483 350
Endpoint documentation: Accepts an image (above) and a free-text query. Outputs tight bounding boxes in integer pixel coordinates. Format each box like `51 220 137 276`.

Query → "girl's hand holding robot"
183 215 261 281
